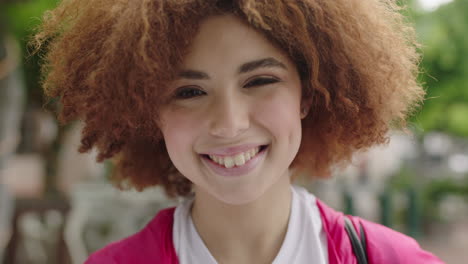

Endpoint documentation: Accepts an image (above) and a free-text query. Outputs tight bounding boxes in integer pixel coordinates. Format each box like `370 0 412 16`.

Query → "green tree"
414 0 468 137
4 0 58 106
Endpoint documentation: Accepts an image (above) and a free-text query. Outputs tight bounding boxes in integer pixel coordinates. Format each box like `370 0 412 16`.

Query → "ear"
300 96 313 119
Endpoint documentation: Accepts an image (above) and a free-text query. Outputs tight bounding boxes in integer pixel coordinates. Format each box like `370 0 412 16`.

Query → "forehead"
181 14 293 71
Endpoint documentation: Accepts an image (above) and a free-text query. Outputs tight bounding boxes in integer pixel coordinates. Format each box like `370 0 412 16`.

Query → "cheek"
160 110 199 160
254 89 302 139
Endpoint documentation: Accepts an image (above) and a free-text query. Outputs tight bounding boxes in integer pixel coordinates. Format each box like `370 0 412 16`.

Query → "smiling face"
159 14 306 205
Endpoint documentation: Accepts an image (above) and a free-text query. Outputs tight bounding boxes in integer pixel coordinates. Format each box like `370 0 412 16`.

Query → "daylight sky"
419 0 454 11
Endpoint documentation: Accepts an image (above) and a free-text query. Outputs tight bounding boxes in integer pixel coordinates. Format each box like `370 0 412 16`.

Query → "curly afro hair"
33 0 423 198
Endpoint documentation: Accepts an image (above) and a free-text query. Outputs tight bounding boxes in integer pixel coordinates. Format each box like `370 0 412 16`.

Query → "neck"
191 172 292 264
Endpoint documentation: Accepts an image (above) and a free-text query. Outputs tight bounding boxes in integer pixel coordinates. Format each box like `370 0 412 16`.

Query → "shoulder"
85 207 178 264
316 199 444 264
358 217 444 264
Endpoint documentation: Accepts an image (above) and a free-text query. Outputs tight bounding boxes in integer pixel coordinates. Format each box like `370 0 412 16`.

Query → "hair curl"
33 0 423 198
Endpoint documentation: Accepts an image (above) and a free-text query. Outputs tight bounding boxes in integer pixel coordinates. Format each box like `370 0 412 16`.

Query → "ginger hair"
33 0 423 198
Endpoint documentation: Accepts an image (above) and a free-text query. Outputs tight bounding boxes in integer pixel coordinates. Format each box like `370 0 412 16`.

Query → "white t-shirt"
173 185 329 264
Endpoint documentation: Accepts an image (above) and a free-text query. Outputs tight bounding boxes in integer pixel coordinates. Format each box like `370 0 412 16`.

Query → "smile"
200 145 269 176
208 146 261 168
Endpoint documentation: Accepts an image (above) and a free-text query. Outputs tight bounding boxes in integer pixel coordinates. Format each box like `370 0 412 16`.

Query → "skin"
160 14 310 264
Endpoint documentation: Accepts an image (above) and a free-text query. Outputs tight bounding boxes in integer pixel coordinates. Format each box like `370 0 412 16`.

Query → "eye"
174 87 206 99
244 77 279 88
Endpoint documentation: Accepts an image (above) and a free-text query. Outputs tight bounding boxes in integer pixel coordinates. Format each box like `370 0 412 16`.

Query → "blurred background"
0 0 467 263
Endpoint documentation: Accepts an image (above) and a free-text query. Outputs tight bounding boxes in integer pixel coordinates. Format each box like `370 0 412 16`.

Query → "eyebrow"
177 57 287 80
239 57 287 74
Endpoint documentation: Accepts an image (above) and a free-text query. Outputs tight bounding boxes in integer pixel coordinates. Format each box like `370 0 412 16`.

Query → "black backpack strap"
344 216 369 264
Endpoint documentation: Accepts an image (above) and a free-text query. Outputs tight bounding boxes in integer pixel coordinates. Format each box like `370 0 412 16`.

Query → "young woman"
34 0 443 263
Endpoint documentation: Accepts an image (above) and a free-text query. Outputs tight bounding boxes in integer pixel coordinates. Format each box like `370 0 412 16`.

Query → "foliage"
4 0 58 106
390 165 468 226
423 177 468 203
413 0 468 137
420 176 468 224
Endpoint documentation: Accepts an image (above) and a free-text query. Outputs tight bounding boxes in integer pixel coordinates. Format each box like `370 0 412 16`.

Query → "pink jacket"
85 199 444 263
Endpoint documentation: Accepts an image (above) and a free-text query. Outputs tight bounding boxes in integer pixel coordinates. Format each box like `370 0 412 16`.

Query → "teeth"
224 157 235 168
208 146 261 168
250 149 255 157
234 153 245 166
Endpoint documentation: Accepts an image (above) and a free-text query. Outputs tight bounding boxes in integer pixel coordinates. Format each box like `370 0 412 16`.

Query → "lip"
201 145 268 177
200 143 265 156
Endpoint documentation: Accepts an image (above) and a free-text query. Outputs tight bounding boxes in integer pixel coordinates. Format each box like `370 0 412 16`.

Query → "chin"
211 185 267 205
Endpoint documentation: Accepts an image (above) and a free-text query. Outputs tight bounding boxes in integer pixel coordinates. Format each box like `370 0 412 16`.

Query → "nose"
209 93 250 138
